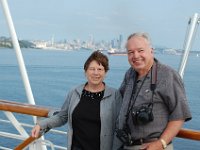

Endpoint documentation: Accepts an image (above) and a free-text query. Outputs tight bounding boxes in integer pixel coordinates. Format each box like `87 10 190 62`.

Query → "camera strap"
149 59 157 108
150 59 157 92
124 59 158 131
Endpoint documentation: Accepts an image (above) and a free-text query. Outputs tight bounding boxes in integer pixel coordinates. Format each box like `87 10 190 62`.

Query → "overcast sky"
1 0 200 50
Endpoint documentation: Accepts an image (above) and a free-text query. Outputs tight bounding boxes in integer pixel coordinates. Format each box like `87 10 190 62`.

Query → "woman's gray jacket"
38 84 122 150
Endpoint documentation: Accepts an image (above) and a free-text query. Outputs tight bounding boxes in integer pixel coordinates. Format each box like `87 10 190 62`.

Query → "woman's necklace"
83 83 105 100
85 83 104 93
82 89 104 100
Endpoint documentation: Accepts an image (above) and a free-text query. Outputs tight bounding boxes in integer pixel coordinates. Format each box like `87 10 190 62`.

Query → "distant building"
32 40 47 49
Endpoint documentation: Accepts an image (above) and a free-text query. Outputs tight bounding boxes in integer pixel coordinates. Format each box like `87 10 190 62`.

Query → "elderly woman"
31 51 122 150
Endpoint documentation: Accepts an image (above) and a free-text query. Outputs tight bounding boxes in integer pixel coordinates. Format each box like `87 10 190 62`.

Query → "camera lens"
131 104 154 125
137 112 150 124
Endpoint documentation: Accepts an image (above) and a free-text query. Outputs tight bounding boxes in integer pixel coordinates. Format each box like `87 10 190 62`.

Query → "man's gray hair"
127 32 153 48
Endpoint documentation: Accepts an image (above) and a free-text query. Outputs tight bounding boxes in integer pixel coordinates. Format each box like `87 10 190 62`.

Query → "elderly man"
115 32 191 150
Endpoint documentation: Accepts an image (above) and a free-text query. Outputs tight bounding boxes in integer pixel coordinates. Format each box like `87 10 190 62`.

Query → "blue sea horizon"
0 48 200 149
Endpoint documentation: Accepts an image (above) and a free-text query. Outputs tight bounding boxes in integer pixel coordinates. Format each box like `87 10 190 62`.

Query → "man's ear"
151 48 154 53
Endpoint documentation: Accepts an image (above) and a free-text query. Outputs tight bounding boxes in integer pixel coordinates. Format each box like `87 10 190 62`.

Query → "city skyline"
0 0 200 50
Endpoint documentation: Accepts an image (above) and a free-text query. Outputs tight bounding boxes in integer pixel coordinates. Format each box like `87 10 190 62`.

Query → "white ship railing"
0 99 67 150
0 0 67 149
178 13 200 78
0 0 200 149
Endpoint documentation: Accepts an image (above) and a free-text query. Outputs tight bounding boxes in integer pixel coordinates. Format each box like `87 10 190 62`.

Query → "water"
0 48 200 149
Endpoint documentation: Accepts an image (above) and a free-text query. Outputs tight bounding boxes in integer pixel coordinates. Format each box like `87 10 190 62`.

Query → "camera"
131 104 154 125
115 127 133 146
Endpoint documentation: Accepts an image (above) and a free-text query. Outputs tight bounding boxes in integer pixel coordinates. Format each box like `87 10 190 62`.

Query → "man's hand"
140 140 163 150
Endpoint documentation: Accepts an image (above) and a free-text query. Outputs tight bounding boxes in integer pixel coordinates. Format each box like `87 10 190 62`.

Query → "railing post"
179 13 200 78
0 0 47 149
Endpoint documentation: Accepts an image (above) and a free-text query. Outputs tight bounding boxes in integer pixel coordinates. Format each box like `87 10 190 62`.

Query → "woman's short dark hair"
84 50 109 72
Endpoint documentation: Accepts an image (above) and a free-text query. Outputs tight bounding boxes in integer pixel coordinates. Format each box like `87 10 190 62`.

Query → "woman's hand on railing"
15 125 46 150
31 124 41 138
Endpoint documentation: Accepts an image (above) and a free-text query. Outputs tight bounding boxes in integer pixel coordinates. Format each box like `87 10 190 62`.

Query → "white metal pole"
4 112 29 137
0 0 36 105
1 1 48 149
179 13 200 78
